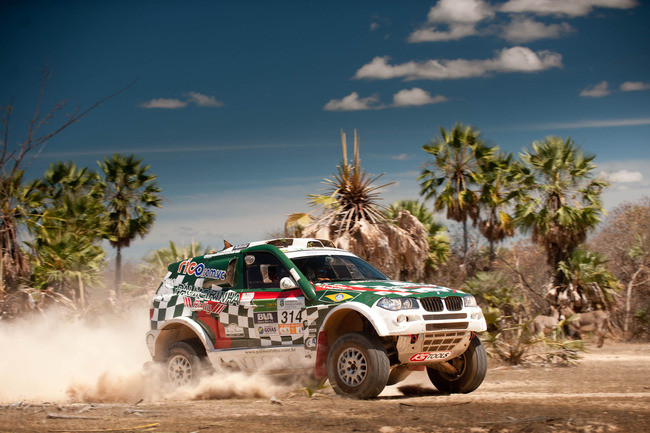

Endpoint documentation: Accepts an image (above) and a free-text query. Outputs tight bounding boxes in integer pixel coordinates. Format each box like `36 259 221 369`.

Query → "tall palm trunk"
1 215 31 292
462 218 468 264
115 244 122 299
488 240 495 269
77 272 85 308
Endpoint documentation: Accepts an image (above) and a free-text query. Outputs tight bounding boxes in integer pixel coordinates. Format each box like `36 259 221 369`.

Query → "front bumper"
371 303 486 365
372 304 487 336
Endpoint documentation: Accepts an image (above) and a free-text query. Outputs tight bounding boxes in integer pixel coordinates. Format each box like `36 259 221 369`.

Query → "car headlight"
377 297 419 311
463 295 478 307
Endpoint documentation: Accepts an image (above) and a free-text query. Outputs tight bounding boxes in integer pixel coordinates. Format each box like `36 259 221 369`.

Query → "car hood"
313 280 466 305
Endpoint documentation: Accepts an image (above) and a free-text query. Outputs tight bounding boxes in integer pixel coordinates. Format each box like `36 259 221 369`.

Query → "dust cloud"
0 308 299 404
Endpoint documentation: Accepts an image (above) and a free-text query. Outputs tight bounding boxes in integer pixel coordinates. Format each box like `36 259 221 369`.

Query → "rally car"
146 238 487 399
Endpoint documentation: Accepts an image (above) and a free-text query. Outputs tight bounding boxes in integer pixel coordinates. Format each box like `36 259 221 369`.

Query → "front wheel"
327 332 390 399
163 341 204 387
427 337 487 394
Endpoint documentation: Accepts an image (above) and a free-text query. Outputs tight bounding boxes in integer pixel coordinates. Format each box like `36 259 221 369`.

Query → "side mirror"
280 277 299 290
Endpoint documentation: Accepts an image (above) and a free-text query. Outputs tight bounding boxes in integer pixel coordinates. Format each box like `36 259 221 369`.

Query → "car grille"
420 331 468 352
421 296 463 312
426 322 468 331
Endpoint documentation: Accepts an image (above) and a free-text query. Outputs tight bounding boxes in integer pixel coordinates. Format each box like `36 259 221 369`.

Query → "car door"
241 251 306 345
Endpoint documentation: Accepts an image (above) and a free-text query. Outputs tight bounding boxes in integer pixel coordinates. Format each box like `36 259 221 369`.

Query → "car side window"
202 258 237 290
244 252 290 289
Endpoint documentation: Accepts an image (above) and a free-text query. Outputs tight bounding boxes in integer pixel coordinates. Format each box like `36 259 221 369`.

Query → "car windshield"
290 254 388 283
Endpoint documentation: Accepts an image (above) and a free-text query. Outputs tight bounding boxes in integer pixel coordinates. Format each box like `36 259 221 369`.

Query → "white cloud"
139 98 188 109
355 47 562 81
500 0 639 17
185 92 225 107
392 88 448 107
502 16 574 42
620 81 650 91
140 92 224 109
409 0 494 42
599 160 650 208
409 23 479 42
580 81 611 98
323 92 381 111
324 89 448 111
602 169 643 183
410 0 638 43
427 0 495 24
392 153 411 161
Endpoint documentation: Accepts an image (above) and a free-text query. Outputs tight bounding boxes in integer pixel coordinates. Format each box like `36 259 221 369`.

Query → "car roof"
204 238 342 258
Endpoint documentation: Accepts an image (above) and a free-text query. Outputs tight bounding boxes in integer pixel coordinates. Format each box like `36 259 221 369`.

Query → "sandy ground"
1 342 649 433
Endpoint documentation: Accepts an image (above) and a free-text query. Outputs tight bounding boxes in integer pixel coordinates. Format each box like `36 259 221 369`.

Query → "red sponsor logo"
409 352 451 362
183 297 226 314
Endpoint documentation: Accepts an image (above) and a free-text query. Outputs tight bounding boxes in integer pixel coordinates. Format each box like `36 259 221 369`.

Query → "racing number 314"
280 310 303 324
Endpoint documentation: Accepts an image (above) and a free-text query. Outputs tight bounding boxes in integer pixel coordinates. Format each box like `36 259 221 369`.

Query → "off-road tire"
327 332 390 399
427 337 487 394
163 341 204 387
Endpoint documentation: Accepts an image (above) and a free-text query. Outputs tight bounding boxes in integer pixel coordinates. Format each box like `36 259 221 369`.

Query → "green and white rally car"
146 238 488 399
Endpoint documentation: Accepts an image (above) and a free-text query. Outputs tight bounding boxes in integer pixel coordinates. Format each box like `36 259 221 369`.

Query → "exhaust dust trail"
0 309 298 403
0 308 151 403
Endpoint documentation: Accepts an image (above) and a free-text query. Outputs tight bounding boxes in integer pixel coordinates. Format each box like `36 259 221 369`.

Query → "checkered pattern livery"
151 294 193 330
303 305 333 350
150 272 192 330
150 269 333 349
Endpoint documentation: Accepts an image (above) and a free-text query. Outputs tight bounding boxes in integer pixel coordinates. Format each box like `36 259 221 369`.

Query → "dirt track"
2 342 649 432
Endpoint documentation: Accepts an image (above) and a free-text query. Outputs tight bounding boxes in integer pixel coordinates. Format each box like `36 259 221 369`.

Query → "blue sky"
2 0 649 259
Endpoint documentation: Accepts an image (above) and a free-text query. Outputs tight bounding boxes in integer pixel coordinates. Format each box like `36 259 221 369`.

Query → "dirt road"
2 342 649 432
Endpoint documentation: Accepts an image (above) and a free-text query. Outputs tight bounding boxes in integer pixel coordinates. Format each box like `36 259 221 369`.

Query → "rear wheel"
327 332 390 399
163 341 204 387
427 337 487 394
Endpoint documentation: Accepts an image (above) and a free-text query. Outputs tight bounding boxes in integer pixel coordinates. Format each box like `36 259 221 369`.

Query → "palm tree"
475 152 519 266
30 233 105 308
99 154 162 298
36 161 106 243
418 123 495 262
557 249 621 311
0 171 43 292
28 161 107 306
289 130 430 281
384 200 450 269
515 136 608 307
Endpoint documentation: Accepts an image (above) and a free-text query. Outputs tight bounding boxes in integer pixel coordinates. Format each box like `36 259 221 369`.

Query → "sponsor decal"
325 293 353 302
257 325 278 336
178 260 227 280
224 323 245 338
183 297 227 314
176 284 239 304
233 243 250 251
409 352 452 362
317 284 356 291
244 347 296 355
278 298 305 309
254 312 278 324
240 292 254 303
305 337 317 348
279 323 303 335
